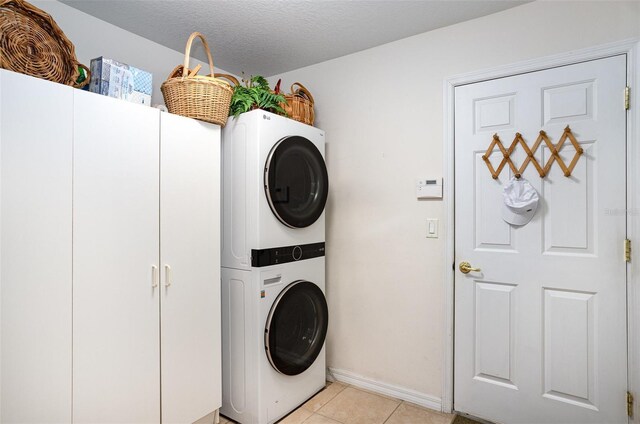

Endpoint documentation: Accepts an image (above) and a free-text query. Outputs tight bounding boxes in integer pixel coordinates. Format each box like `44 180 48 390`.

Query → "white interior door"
0 71 73 423
454 55 627 423
160 113 221 423
73 92 161 423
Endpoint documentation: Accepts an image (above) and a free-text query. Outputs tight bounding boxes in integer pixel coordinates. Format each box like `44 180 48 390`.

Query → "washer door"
265 136 328 228
265 281 328 375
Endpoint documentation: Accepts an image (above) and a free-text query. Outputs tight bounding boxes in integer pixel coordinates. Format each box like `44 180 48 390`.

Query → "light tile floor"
220 382 455 424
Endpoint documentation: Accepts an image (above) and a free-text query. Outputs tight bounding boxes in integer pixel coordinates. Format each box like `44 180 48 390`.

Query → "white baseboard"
327 367 442 412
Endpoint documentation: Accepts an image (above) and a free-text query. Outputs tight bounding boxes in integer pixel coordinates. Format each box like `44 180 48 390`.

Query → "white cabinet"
0 70 221 423
72 91 162 423
160 112 221 424
0 68 73 424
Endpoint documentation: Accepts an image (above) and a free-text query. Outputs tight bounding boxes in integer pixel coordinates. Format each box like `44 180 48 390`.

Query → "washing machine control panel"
251 242 325 267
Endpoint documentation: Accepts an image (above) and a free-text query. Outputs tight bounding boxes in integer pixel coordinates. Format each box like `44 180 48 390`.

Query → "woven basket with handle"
161 32 233 126
0 0 89 87
282 82 315 126
166 63 239 89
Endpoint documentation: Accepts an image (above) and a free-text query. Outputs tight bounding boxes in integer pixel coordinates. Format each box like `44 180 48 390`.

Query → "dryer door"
265 136 328 228
265 281 328 375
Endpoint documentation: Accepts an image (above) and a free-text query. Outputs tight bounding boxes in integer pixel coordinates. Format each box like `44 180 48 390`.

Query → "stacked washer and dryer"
221 110 329 424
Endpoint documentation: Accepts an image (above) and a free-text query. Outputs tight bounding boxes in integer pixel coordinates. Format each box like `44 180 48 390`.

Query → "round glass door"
265 136 329 228
265 281 329 375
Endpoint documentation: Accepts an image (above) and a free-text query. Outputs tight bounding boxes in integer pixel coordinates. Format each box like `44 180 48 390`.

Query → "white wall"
31 0 234 105
270 0 640 405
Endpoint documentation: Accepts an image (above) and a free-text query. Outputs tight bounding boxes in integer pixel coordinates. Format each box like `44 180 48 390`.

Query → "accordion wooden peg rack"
482 125 584 180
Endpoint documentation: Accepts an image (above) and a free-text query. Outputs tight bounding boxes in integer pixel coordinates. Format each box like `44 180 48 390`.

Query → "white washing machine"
222 110 328 270
221 256 328 424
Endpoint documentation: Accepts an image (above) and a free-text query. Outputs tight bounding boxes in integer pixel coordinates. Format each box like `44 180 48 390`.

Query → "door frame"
442 38 640 420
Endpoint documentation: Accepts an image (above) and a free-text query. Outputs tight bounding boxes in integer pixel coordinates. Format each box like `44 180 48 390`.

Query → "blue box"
89 57 152 106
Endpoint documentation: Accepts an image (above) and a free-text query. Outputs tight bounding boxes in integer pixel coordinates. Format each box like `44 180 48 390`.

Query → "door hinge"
628 391 634 417
625 239 632 262
625 86 630 110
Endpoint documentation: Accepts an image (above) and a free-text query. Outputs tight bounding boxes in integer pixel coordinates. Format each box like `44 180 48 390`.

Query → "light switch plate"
427 218 439 238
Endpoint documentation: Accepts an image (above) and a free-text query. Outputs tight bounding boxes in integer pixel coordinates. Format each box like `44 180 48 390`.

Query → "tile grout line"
381 400 404 424
307 383 349 418
285 382 351 424
312 409 341 422
314 385 402 424
309 411 346 424
300 412 330 424
292 408 313 424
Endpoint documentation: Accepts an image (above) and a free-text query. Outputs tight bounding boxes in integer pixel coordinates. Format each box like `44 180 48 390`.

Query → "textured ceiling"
61 0 528 76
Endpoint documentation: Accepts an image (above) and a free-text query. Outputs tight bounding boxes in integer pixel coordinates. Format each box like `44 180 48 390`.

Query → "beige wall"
269 1 640 402
29 0 640 407
31 1 233 105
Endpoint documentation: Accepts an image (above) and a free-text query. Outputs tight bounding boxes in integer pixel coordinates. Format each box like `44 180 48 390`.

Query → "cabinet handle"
151 265 159 288
165 264 172 288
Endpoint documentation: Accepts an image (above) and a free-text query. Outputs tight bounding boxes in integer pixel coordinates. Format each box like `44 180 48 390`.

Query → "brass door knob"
459 261 481 274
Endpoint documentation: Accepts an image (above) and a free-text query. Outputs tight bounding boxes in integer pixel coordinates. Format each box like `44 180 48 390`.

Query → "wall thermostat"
416 178 442 199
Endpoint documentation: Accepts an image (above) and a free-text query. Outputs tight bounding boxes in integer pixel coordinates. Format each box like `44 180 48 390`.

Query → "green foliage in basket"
229 75 287 117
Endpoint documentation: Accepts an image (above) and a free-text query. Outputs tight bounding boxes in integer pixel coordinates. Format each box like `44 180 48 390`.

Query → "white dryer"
221 255 328 424
222 110 328 270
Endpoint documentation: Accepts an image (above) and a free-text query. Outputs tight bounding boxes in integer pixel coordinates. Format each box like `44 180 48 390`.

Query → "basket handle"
182 32 214 78
214 73 240 86
291 82 314 104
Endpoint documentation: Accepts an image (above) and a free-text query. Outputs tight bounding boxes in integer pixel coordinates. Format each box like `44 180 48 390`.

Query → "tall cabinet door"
160 112 221 423
73 91 161 423
0 71 73 423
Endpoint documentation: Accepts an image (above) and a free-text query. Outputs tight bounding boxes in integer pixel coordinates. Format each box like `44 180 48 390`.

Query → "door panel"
541 142 595 255
474 281 516 387
454 55 627 423
73 92 160 423
474 154 514 250
474 94 515 133
0 71 73 423
543 289 596 409
542 81 594 125
160 113 221 423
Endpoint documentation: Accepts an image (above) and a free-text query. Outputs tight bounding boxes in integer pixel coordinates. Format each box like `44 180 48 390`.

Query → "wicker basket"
282 82 315 126
161 32 233 126
213 73 239 87
166 64 239 89
0 0 89 87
